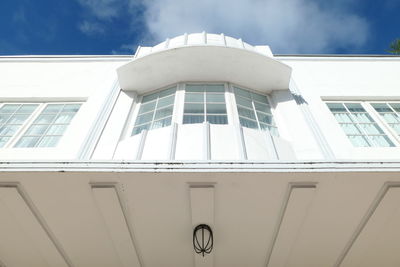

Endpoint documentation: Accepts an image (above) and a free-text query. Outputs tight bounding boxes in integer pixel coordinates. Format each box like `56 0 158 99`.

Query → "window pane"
132 123 150 135
0 125 19 136
151 117 172 130
348 135 369 147
139 102 156 114
0 137 10 147
157 95 175 108
37 136 61 147
327 103 346 112
334 113 352 123
62 104 81 112
136 112 154 125
207 115 227 124
15 136 40 148
369 135 394 147
351 113 374 123
389 123 400 134
381 113 400 123
0 114 11 124
206 94 225 103
251 92 268 103
340 124 361 134
46 125 67 135
34 114 56 124
234 87 251 98
17 104 39 113
204 84 224 92
358 123 383 134
185 85 204 92
345 103 365 112
254 102 271 113
389 103 400 112
55 113 74 124
260 123 277 133
238 107 256 120
158 87 176 97
184 103 204 114
235 96 253 108
239 117 258 129
372 103 392 112
257 112 272 124
183 115 204 124
0 104 20 113
142 93 158 102
42 104 64 113
154 106 173 120
206 104 226 114
185 93 203 103
8 114 30 124
25 124 49 135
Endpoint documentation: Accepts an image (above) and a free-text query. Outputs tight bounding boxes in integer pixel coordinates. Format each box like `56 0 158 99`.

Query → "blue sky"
0 0 399 55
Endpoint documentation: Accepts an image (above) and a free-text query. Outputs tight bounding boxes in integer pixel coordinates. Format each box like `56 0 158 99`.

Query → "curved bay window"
131 83 278 136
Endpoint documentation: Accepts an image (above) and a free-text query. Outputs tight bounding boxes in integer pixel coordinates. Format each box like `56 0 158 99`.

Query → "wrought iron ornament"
193 224 213 257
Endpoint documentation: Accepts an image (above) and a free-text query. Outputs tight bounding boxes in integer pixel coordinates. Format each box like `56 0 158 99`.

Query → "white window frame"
0 102 83 148
326 100 400 147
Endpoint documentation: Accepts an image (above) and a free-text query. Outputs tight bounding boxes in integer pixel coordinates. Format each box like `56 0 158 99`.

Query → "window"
132 86 176 135
326 102 394 147
233 87 278 136
371 103 400 136
0 102 82 148
183 84 228 125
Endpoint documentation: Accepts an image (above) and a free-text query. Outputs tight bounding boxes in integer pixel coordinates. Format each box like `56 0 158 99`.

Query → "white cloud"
142 0 369 53
76 0 122 19
79 21 105 35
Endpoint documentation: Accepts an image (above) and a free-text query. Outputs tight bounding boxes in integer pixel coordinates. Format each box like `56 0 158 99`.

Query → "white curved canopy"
117 34 292 94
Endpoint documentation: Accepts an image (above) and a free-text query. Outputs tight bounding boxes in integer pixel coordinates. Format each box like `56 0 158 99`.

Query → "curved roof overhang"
117 45 292 94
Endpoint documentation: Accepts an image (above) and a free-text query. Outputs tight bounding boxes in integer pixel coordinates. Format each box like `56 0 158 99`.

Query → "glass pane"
15 136 40 148
142 93 158 103
185 84 204 92
0 137 10 148
340 124 361 134
206 94 225 103
185 93 204 103
389 124 400 134
204 84 224 92
8 114 30 124
260 123 278 134
25 124 48 135
234 87 251 98
348 135 370 147
36 136 61 147
159 87 176 98
0 114 11 124
34 114 56 124
206 104 226 114
235 96 253 108
334 113 352 123
254 102 271 113
372 103 392 112
183 115 204 124
369 135 394 147
351 113 374 123
157 95 175 108
136 112 154 125
238 107 256 120
46 124 67 135
42 104 64 113
239 117 258 129
0 125 19 136
154 106 173 120
54 113 74 123
358 123 383 134
184 103 204 114
132 123 150 135
139 101 156 114
257 112 272 124
207 115 228 124
345 103 365 112
381 113 400 123
389 103 400 112
62 104 81 112
0 104 20 113
251 92 268 103
327 103 346 112
151 117 172 130
17 104 39 113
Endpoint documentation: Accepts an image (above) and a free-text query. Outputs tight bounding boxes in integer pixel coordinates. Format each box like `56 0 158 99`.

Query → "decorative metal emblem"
193 224 213 256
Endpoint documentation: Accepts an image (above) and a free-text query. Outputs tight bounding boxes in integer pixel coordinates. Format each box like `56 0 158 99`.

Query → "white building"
0 33 400 267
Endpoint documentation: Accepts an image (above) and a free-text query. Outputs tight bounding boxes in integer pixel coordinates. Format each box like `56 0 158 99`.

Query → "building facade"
0 33 400 267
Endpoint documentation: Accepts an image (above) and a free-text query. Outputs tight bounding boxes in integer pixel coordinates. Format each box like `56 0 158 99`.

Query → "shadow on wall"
291 93 308 105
